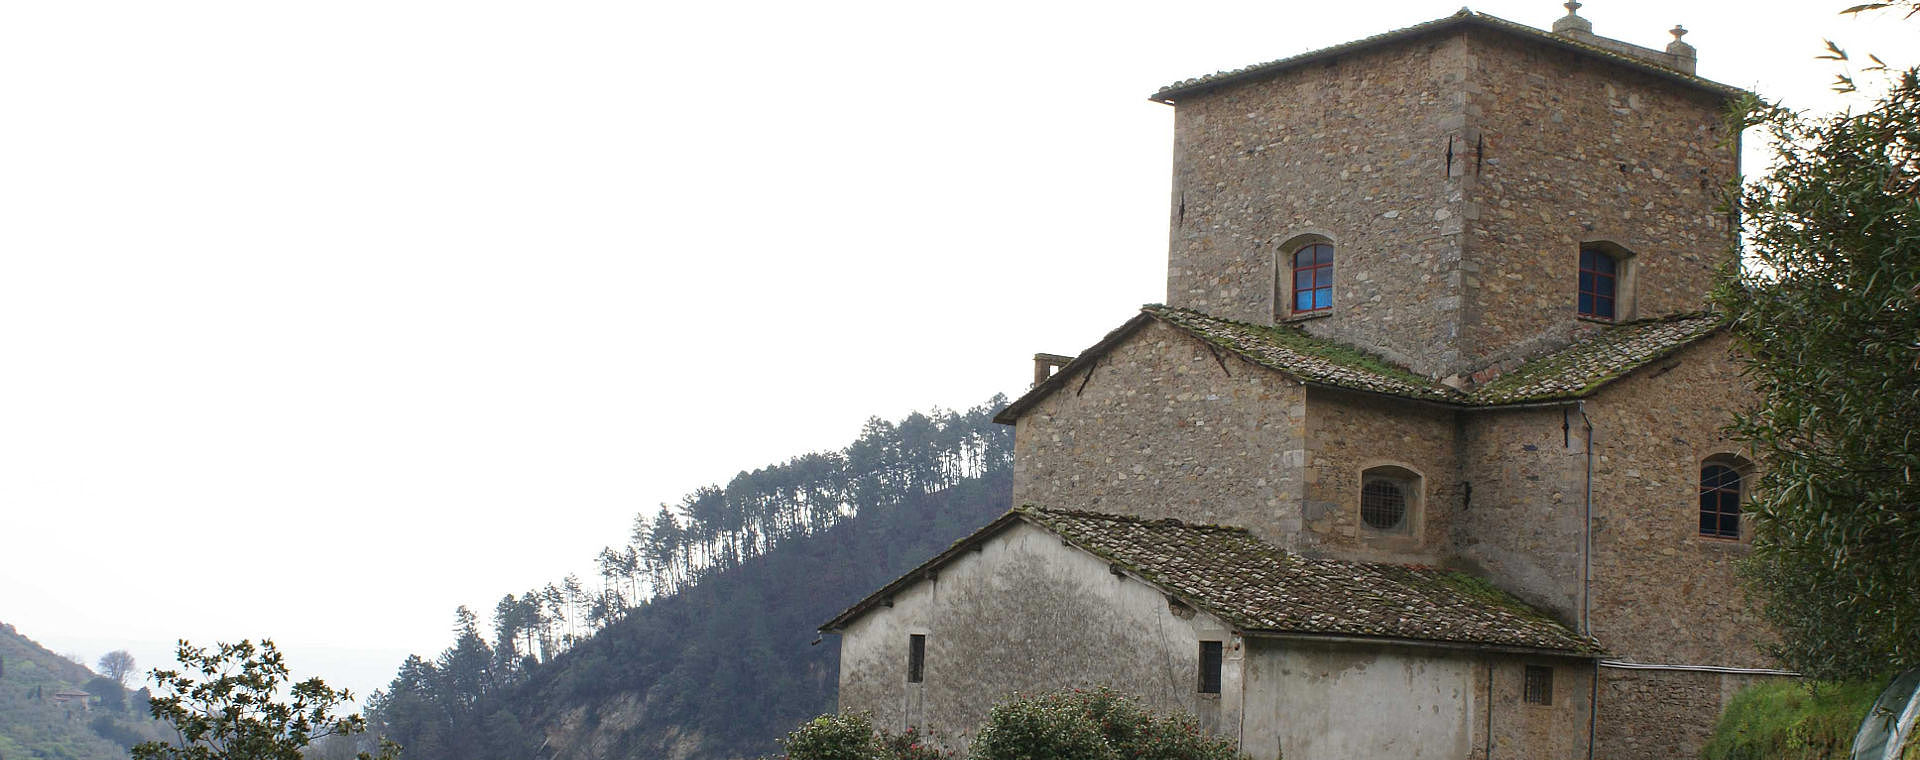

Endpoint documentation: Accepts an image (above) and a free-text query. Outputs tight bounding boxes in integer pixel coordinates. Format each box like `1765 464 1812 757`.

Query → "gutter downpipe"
1580 400 1597 759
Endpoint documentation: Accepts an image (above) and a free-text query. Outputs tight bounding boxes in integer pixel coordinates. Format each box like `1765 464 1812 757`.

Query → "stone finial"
1553 0 1593 35
1666 24 1697 71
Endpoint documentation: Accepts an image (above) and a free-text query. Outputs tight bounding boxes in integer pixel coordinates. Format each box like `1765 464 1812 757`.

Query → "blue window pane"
1296 270 1313 290
1579 293 1594 314
1297 292 1314 311
1315 269 1332 288
1580 272 1596 291
1316 246 1334 265
1314 290 1331 310
1593 297 1614 319
1295 249 1316 267
1593 253 1616 275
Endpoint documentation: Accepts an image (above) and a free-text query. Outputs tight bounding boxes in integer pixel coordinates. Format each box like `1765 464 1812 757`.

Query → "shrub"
970 687 1244 760
1702 679 1882 760
780 714 882 760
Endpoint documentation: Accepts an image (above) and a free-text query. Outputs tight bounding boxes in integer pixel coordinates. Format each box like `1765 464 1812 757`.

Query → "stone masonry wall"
1582 332 1769 668
1460 29 1737 373
1594 668 1783 760
1301 388 1460 564
1454 404 1587 624
1011 319 1310 549
1167 32 1469 377
1165 27 1737 381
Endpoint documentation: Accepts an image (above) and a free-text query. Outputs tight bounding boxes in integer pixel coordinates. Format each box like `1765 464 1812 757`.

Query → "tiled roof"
995 306 1725 423
1467 312 1726 404
1143 305 1464 403
1029 508 1597 653
1150 8 1746 104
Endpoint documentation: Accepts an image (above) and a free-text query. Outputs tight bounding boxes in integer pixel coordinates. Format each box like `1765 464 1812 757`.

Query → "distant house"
823 6 1792 760
52 689 94 711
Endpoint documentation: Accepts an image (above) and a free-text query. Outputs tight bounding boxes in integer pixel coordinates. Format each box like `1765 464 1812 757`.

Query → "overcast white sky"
1 0 1910 702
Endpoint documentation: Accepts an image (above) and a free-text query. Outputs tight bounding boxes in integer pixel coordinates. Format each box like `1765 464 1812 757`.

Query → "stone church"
822 6 1790 759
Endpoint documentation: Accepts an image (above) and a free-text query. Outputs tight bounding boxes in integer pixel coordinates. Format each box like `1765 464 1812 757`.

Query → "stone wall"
1011 319 1310 549
835 520 1240 750
1452 404 1588 625
1301 388 1460 564
1162 26 1738 380
1460 29 1738 373
1582 332 1770 668
1167 32 1468 377
1593 667 1784 760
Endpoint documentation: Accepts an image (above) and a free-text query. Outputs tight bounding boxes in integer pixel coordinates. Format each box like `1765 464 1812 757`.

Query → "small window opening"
1578 247 1618 320
1361 479 1407 531
1198 641 1223 694
1292 243 1334 313
1524 665 1553 705
907 634 925 683
1700 461 1743 539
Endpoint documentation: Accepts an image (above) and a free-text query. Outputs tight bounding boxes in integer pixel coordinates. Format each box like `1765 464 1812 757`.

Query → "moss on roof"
1022 506 1599 654
1140 305 1724 408
1467 312 1726 404
1144 306 1464 402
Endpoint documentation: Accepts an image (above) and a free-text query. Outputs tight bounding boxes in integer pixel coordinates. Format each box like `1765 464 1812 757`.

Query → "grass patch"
1703 679 1882 760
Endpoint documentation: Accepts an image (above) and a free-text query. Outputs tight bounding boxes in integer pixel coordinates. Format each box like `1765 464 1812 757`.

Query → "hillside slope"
0 621 133 760
369 399 1013 760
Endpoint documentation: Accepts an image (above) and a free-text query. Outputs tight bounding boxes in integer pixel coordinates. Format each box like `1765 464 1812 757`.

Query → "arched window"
1292 243 1334 313
1578 246 1619 320
1699 459 1744 539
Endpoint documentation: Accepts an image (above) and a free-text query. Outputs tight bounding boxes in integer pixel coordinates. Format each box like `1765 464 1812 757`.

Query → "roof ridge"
1141 304 1443 385
1021 505 1251 534
1151 10 1745 104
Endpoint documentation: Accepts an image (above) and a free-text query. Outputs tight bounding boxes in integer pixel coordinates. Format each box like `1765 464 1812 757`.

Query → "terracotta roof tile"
1139 305 1724 407
1022 507 1599 654
1468 313 1725 403
1143 306 1465 402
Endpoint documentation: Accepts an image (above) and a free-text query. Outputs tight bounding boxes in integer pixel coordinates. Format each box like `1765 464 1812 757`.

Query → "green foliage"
131 639 397 760
0 620 148 760
1717 62 1920 679
1702 679 1882 760
970 688 1246 760
780 714 882 760
83 677 125 713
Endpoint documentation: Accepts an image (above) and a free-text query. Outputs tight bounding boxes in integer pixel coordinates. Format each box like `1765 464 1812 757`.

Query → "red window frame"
1292 243 1334 313
1579 247 1618 320
1699 464 1741 539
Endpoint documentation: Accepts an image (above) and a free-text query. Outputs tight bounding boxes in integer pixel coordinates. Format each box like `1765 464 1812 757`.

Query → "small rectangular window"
907 634 925 683
1524 665 1553 705
1198 641 1223 694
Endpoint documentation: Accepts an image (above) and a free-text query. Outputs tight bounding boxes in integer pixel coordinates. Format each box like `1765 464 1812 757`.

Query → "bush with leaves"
1717 51 1920 679
132 639 398 760
970 688 1245 760
777 713 957 760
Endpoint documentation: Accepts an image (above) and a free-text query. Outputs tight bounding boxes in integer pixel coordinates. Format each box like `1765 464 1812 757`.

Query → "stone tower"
1156 5 1739 382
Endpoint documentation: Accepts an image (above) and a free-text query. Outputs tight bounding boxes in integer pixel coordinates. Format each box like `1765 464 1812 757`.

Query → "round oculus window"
1361 479 1407 530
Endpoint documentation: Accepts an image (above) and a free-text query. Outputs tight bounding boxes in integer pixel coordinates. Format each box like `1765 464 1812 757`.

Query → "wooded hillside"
367 397 1014 759
0 622 160 760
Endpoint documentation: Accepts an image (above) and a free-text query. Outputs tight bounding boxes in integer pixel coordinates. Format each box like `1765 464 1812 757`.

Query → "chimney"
1033 353 1075 387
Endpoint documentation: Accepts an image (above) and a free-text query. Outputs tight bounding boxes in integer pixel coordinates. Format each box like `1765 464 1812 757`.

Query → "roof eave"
1240 629 1602 658
993 312 1158 425
817 511 1029 633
